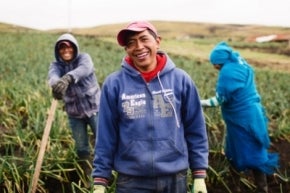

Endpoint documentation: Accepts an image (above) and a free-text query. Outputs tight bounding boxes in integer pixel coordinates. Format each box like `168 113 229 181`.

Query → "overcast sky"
0 0 289 30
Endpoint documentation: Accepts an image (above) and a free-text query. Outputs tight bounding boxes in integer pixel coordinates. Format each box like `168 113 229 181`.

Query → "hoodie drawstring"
157 72 180 128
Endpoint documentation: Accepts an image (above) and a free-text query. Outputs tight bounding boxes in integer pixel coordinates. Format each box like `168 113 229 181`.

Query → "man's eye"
141 38 149 42
126 41 134 47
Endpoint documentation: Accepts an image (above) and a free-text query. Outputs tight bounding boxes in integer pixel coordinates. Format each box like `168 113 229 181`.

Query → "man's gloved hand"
200 99 209 107
93 185 106 193
200 96 220 107
52 89 63 100
53 74 73 94
192 178 207 193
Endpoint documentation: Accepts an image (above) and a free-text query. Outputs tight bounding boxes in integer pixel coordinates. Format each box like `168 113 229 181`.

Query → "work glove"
200 96 220 107
52 74 73 94
192 178 207 193
93 185 106 193
52 89 63 100
200 99 209 107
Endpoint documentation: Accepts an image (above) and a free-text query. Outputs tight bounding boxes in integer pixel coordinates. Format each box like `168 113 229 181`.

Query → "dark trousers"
253 169 268 193
116 170 187 193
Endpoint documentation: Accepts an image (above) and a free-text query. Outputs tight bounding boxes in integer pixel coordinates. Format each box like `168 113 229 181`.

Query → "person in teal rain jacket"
200 42 279 193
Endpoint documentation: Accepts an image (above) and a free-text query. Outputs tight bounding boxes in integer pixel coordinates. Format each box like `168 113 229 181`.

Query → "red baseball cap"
117 21 158 46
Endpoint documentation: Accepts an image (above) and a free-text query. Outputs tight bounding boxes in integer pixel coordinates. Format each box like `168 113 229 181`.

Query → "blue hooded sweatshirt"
209 42 278 174
92 51 208 180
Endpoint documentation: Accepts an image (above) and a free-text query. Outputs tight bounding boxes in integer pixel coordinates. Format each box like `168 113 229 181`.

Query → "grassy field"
0 21 289 193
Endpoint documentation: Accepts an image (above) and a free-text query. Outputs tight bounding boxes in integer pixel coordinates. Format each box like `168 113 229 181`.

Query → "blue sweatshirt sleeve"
182 74 209 171
92 75 119 180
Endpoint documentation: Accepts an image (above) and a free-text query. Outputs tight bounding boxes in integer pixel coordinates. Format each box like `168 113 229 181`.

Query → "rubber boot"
253 169 268 193
78 155 92 189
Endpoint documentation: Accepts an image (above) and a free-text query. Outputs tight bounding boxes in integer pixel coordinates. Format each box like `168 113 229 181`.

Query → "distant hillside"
2 20 290 72
61 20 290 72
62 20 290 41
2 20 290 41
0 22 39 32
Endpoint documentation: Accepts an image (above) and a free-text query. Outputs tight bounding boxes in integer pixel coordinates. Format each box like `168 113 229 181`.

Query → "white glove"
200 99 210 106
93 185 106 193
200 96 220 107
192 178 207 193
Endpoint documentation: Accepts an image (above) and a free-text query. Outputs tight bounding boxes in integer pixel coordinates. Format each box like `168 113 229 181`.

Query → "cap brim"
117 27 147 46
58 41 71 48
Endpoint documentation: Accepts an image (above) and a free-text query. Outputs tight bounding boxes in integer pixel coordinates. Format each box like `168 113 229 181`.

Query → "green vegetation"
0 21 289 192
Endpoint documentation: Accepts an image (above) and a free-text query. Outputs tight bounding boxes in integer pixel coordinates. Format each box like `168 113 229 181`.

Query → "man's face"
125 30 161 72
58 42 74 62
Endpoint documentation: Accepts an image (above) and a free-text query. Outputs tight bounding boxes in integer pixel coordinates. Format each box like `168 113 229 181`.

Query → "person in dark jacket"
200 41 279 193
48 33 101 187
92 21 209 193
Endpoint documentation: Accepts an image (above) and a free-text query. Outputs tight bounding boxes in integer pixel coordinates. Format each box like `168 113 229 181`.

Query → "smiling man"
48 33 101 189
92 21 209 193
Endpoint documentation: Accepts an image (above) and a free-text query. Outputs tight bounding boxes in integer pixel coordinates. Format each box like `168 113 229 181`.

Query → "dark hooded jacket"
48 33 101 118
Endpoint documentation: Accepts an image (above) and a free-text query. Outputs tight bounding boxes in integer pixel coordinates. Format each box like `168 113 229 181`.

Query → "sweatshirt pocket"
120 139 184 165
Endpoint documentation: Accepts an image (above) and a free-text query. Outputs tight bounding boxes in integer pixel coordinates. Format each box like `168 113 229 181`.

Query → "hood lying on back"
54 33 79 62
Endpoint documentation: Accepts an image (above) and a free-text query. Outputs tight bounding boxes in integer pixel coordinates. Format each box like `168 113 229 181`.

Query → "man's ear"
156 36 161 49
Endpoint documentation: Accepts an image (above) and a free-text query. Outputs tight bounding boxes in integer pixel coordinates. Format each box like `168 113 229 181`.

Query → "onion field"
0 22 289 193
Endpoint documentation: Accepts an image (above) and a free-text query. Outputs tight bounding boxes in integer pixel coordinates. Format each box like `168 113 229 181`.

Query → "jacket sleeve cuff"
94 177 109 186
192 169 207 178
